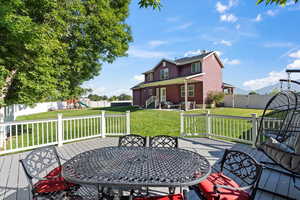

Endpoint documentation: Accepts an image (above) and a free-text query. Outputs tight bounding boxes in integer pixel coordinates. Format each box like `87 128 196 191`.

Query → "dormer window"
191 62 202 73
160 68 169 80
163 61 166 67
147 73 153 81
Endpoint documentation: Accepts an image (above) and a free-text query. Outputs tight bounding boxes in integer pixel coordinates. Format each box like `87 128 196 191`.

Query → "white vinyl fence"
224 94 272 109
0 111 130 155
180 111 281 146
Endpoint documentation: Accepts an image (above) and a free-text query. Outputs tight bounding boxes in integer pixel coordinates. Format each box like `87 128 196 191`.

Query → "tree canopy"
256 0 298 5
0 0 132 106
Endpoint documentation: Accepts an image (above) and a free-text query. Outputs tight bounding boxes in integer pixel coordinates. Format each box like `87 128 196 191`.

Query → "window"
191 62 202 73
181 85 195 97
148 89 153 96
160 68 169 80
147 73 153 81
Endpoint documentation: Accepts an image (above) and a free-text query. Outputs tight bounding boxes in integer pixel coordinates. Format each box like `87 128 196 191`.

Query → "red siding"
134 83 204 107
178 61 203 77
133 89 141 106
153 61 178 81
202 54 223 102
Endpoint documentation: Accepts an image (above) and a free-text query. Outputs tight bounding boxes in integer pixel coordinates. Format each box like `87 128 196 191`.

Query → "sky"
83 0 300 96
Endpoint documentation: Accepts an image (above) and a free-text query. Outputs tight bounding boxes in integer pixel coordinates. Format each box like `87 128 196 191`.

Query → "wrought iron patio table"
62 146 211 197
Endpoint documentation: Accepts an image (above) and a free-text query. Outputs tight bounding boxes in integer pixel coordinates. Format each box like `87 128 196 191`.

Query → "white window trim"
191 62 201 73
147 73 153 81
160 68 169 80
181 85 195 97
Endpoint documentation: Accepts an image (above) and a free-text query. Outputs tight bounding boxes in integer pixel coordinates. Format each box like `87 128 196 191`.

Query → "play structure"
66 99 89 109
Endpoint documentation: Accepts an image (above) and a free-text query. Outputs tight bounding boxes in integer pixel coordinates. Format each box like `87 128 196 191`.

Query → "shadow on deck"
0 137 298 200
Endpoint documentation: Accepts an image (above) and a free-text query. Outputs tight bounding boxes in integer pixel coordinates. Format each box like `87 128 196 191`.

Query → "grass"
16 106 265 137
0 106 265 152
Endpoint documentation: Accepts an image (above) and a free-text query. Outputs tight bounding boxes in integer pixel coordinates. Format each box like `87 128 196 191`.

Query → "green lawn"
16 106 265 137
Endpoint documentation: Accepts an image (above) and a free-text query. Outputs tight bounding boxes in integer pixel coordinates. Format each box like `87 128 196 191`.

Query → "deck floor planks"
0 137 299 200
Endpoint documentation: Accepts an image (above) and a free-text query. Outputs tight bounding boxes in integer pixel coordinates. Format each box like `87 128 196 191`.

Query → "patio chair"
119 134 147 147
191 149 262 200
150 135 178 148
19 145 78 199
149 135 178 194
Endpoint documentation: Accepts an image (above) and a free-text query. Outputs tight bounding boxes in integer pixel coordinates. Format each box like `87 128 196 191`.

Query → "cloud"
216 2 228 13
133 75 144 82
289 50 300 58
216 0 238 13
176 22 193 30
263 42 294 48
243 59 300 90
215 51 223 56
253 14 262 22
223 58 240 65
287 59 300 68
184 49 204 57
235 24 241 30
243 71 286 90
220 14 238 23
166 17 180 22
148 40 168 48
220 40 232 46
128 46 171 59
266 10 278 16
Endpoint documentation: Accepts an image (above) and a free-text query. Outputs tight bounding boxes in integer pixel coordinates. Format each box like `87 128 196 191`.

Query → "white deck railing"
0 111 130 155
180 111 282 146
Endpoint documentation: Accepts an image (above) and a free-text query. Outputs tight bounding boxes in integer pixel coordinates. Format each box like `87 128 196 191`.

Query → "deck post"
184 80 188 111
180 111 184 136
206 110 211 138
126 111 130 135
251 113 258 148
57 113 63 147
101 111 106 138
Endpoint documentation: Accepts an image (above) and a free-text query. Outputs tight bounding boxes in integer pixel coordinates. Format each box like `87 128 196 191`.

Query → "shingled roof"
175 51 213 64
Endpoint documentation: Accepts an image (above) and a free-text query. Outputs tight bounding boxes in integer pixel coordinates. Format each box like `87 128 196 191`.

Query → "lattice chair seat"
118 134 147 147
198 172 250 200
134 193 184 200
193 150 262 200
150 135 178 148
34 166 77 194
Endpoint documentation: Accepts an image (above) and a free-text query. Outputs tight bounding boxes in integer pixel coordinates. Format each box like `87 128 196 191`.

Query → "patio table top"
62 146 211 189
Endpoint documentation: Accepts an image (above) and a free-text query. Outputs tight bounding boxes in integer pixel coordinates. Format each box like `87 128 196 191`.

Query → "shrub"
206 91 225 105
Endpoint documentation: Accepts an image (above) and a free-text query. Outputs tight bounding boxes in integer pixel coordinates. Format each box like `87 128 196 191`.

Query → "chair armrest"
214 184 252 192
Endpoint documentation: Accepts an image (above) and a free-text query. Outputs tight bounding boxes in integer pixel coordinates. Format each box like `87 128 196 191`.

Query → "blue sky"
83 0 300 96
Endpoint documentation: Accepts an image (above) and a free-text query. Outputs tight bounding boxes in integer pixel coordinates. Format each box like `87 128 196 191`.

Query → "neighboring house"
131 50 234 110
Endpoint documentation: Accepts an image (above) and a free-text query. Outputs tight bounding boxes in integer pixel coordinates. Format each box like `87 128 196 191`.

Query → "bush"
206 91 225 105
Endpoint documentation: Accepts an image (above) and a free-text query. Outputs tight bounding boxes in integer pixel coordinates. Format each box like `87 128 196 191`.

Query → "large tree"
257 0 298 5
0 0 132 106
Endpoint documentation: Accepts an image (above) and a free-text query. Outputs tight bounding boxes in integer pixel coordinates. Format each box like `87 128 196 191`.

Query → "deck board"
0 137 298 200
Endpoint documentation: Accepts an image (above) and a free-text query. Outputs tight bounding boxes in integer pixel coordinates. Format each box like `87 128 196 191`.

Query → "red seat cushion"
198 172 250 200
34 167 76 194
134 194 183 200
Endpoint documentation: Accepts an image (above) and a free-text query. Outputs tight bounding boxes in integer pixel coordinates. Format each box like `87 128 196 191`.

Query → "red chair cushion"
198 172 250 200
34 166 76 194
134 194 183 200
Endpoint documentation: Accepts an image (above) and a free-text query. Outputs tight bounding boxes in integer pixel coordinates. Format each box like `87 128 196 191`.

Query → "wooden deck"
0 137 299 200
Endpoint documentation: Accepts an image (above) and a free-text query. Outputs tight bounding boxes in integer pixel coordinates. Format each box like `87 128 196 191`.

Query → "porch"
133 74 205 110
0 136 298 200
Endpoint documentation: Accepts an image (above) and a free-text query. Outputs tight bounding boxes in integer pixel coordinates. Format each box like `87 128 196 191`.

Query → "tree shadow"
90 106 141 113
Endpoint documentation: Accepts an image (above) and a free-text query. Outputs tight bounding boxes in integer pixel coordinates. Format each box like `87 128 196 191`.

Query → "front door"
160 87 166 102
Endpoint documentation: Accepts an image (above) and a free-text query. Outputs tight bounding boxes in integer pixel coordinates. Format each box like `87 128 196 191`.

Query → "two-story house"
131 50 233 110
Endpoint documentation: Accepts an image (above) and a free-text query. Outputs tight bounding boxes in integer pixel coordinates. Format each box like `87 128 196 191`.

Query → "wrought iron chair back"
20 145 61 183
118 134 146 147
219 149 263 195
149 135 178 148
